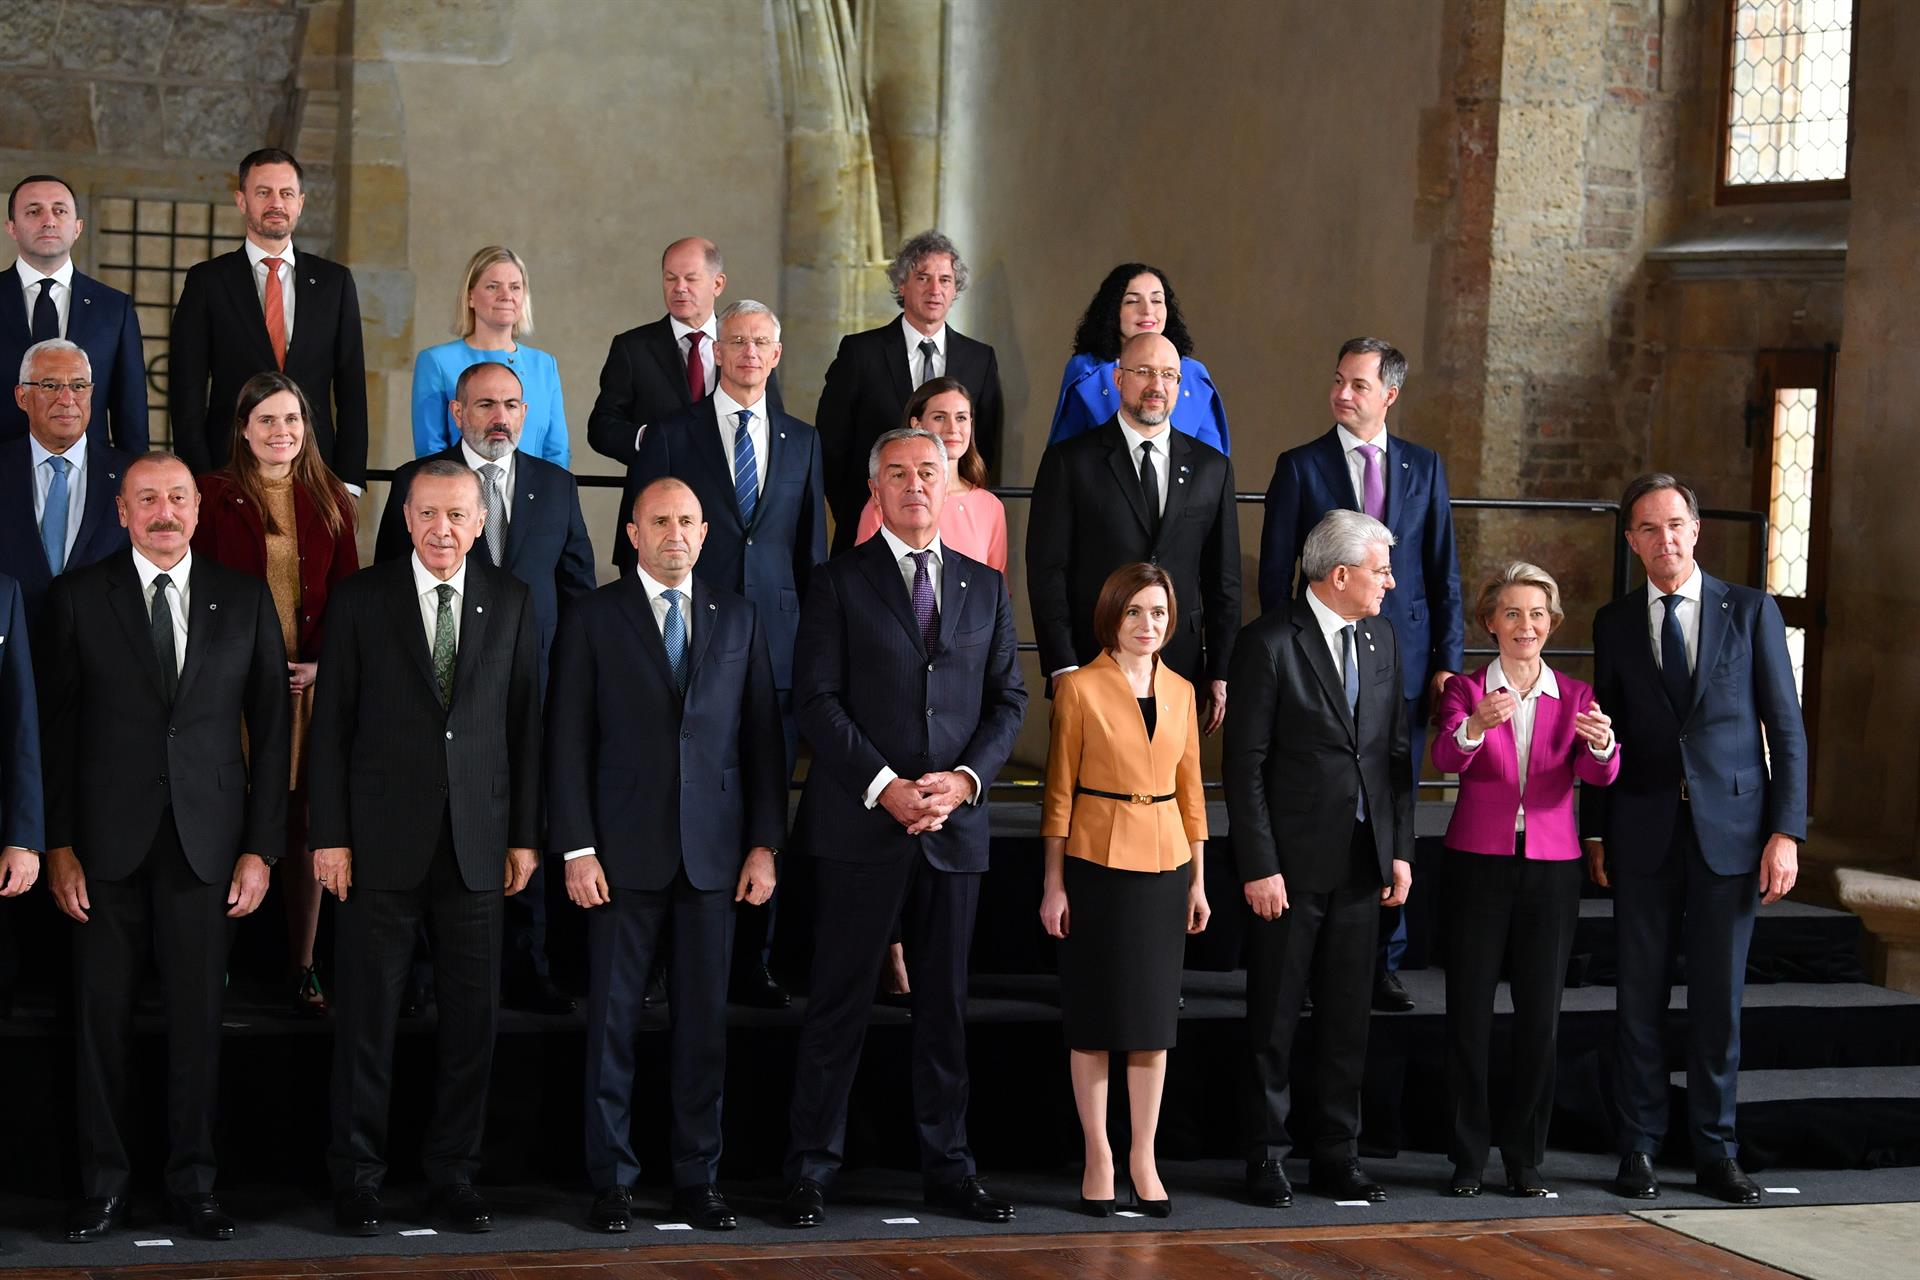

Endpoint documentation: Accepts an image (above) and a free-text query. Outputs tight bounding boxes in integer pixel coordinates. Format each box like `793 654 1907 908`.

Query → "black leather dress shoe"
1313 1159 1387 1202
503 975 577 1015
1697 1159 1762 1205
587 1185 631 1233
65 1195 126 1242
1448 1167 1482 1197
671 1184 738 1230
436 1182 492 1232
1614 1152 1660 1199
1245 1159 1294 1207
169 1194 236 1239
925 1175 1015 1223
779 1178 825 1228
1372 970 1416 1012
334 1189 382 1237
1505 1166 1549 1197
730 964 790 1008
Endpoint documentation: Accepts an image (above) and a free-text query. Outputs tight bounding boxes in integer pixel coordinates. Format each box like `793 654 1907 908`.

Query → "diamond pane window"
1766 387 1818 598
1724 0 1852 187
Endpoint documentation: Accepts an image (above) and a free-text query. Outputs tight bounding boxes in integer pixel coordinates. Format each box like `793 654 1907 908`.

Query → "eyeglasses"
23 378 92 396
1346 563 1395 582
723 336 778 351
1119 366 1182 385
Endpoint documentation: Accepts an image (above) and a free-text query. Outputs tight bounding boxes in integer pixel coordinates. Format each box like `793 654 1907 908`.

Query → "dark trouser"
1611 805 1758 1163
73 809 231 1199
584 867 736 1191
729 692 797 978
502 861 551 984
787 853 981 1189
328 819 503 1192
1442 841 1582 1175
1379 692 1425 973
1244 823 1381 1165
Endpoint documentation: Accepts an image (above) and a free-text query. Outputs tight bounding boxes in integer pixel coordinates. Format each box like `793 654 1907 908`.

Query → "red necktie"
685 330 705 400
263 257 288 370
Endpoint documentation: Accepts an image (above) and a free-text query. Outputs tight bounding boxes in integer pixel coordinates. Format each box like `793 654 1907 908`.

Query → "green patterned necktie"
432 582 456 705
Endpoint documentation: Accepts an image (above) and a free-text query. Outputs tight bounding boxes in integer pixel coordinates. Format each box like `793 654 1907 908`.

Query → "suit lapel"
650 318 695 409
74 445 123 557
686 583 719 680
449 561 494 700
65 272 101 348
105 552 170 703
1156 430 1196 547
0 272 26 349
855 537 928 653
172 557 222 706
1311 429 1357 512
220 251 277 367
935 547 970 654
502 456 545 570
1689 575 1731 718
1385 437 1407 531
387 561 442 700
1291 595 1355 741
689 402 744 532
613 574 680 696
885 316 915 403
1101 420 1154 538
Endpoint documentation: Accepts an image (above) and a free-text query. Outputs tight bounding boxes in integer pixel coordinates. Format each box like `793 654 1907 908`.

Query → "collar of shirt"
1645 563 1703 607
244 238 296 270
1116 414 1171 465
133 546 191 594
1485 657 1560 701
1303 583 1353 644
14 257 74 291
903 316 947 359
712 384 766 423
459 440 514 490
669 314 718 348
877 522 943 570
411 549 467 603
1336 422 1389 460
29 431 85 474
635 565 693 612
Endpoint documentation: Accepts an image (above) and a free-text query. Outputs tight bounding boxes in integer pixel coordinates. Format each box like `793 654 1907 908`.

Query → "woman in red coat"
193 371 359 1013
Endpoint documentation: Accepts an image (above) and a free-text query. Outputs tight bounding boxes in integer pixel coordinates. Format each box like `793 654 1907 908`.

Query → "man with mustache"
40 451 290 1241
169 148 369 491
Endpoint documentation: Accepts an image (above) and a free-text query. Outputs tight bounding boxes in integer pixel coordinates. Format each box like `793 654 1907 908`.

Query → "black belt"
1075 786 1174 805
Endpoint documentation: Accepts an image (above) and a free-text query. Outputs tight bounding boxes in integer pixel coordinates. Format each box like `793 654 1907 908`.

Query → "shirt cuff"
344 482 364 498
561 847 596 861
633 425 648 451
864 767 898 810
1589 739 1617 761
956 766 982 805
1454 722 1484 750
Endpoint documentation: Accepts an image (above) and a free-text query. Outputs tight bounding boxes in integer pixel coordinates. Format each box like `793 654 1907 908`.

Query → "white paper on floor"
399 1229 436 1237
883 1217 920 1224
134 1239 174 1247
655 1222 692 1231
1336 1199 1373 1207
1765 1187 1802 1194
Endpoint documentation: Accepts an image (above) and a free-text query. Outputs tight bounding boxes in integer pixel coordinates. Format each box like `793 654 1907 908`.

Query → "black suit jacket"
307 557 542 892
374 448 595 690
0 435 131 624
169 248 368 486
39 550 290 882
1025 417 1242 686
0 266 148 451
1222 595 1413 893
793 536 1026 872
614 399 826 691
586 315 786 468
546 577 785 891
814 315 1005 552
0 574 42 853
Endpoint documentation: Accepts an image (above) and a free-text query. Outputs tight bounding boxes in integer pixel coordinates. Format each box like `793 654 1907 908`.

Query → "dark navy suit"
0 435 131 624
0 267 148 451
785 534 1026 1189
1581 573 1807 1162
0 574 42 854
546 576 785 1190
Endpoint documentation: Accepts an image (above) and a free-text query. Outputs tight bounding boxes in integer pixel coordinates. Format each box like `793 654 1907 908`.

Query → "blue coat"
1046 353 1230 454
0 435 132 624
1257 427 1463 703
411 339 571 467
0 267 148 452
0 574 42 852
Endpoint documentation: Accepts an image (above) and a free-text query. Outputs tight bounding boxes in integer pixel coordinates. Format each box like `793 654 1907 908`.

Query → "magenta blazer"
1431 663 1620 859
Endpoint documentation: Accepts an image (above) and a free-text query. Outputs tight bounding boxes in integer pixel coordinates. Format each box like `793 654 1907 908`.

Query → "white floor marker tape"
882 1217 920 1224
134 1239 174 1247
399 1228 436 1236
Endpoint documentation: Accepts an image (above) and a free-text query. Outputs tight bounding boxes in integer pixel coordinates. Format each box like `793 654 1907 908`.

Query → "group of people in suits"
0 143 1810 1241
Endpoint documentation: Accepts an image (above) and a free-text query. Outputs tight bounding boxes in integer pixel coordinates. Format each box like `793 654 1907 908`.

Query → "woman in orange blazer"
1041 563 1210 1219
194 371 359 1014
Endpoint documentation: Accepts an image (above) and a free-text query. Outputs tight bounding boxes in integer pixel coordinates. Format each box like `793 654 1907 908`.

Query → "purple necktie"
910 549 939 656
1356 442 1385 519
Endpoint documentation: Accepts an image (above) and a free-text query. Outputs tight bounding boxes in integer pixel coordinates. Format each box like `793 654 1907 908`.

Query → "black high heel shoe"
1132 1194 1172 1218
1078 1196 1115 1218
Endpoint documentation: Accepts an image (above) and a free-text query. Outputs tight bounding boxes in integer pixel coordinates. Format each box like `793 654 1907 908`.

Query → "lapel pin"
83 297 92 305
476 605 485 614
1721 601 1729 609
708 601 716 611
307 277 316 286
779 431 787 439
208 602 217 611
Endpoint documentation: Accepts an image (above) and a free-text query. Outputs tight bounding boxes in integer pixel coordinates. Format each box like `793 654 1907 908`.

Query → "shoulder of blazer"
1387 431 1442 469
70 269 131 309
614 315 674 346
516 452 577 493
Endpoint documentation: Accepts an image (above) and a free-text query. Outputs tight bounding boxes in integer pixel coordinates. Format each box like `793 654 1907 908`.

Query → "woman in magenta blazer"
1431 562 1618 1199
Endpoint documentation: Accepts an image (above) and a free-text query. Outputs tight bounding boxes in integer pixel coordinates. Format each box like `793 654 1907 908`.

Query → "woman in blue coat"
1047 262 1230 454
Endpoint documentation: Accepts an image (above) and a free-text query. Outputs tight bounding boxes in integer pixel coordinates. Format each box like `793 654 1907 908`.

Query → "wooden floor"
6 1214 1797 1280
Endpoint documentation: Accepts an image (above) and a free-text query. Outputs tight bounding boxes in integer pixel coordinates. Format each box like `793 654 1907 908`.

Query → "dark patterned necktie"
1139 440 1161 539
31 278 58 342
1659 593 1691 718
910 550 938 656
151 573 179 703
432 583 456 705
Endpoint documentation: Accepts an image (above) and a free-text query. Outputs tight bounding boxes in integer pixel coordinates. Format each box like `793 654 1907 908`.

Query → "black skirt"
1059 855 1189 1051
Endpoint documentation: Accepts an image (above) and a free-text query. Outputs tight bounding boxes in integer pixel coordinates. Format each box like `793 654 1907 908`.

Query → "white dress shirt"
864 524 981 810
903 317 947 383
1116 415 1170 516
1646 564 1703 674
1304 582 1360 682
29 432 87 563
410 551 467 652
1336 422 1388 511
132 547 192 676
712 385 770 498
14 258 73 337
460 441 515 527
244 237 297 340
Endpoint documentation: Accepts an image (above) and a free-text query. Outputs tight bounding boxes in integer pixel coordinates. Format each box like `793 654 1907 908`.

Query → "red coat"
192 471 359 661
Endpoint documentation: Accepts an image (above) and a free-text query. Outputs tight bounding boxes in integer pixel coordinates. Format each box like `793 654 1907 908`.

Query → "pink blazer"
1430 663 1620 859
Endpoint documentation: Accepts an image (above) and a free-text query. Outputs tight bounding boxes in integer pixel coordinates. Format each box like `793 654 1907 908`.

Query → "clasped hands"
879 772 974 835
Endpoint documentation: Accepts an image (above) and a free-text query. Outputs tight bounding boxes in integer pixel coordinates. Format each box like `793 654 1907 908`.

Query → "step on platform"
1669 1066 1920 1170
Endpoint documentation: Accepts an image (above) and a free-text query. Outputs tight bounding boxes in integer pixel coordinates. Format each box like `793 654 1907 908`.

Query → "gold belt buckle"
1130 793 1153 805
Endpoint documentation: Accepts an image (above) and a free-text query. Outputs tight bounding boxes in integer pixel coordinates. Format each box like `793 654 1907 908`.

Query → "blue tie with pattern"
41 455 70 575
661 587 688 693
733 409 758 526
1659 593 1692 719
1342 624 1366 821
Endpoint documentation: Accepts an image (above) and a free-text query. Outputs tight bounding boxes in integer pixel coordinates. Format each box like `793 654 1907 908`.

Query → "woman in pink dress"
853 376 1007 570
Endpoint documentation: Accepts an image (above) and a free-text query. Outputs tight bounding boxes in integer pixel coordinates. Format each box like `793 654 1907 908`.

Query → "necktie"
918 338 937 388
685 331 705 400
30 278 58 343
40 455 70 575
479 463 505 565
661 587 688 693
151 572 179 704
1356 442 1385 519
910 550 939 656
1138 440 1162 539
432 583 456 706
262 257 287 369
732 409 758 526
1659 593 1692 719
1342 624 1365 820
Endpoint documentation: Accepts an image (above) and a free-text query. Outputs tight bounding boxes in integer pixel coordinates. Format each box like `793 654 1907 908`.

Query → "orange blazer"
1042 652 1207 871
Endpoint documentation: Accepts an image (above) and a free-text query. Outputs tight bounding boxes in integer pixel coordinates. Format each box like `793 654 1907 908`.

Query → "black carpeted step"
1668 1067 1920 1170
1572 897 1865 985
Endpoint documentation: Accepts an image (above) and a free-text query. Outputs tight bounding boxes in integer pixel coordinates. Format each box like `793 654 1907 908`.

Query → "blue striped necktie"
733 409 758 526
41 455 71 574
661 587 688 693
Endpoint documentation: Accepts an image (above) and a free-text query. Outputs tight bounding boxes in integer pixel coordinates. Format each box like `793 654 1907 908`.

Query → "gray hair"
867 426 949 479
19 337 90 384
718 298 781 342
1336 336 1407 393
887 230 970 304
1620 471 1700 522
1301 509 1396 582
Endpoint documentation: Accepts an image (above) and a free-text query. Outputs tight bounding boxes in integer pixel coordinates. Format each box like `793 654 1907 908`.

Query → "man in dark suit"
1026 331 1240 730
1257 336 1463 1012
310 460 543 1236
815 230 1005 553
0 570 43 901
375 361 592 1013
617 299 826 1006
2 175 146 450
1581 473 1807 1207
549 477 785 1234
41 451 290 1242
778 427 1027 1229
169 148 368 490
1225 509 1414 1209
